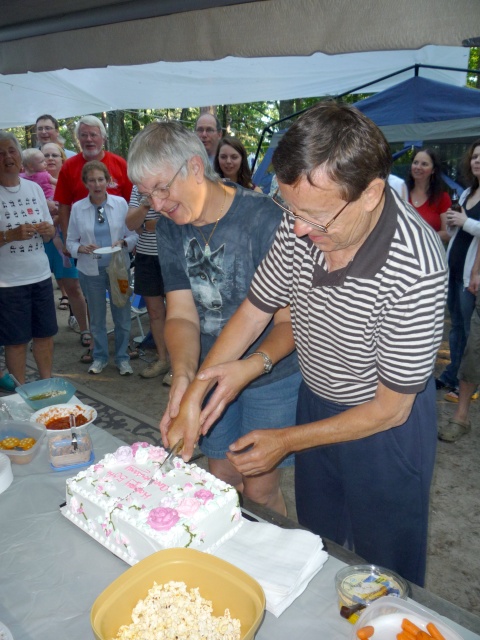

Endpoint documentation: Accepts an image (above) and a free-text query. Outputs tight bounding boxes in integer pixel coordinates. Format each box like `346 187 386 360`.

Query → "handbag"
107 249 132 307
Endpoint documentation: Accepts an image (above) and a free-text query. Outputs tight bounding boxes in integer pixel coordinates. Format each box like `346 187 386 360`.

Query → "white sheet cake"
63 443 243 565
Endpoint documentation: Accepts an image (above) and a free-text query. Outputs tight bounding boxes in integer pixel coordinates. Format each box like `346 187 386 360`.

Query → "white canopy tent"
0 0 479 128
0 46 471 129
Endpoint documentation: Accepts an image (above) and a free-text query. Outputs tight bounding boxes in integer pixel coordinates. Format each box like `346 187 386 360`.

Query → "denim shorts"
133 252 164 297
44 239 78 280
199 371 301 468
0 277 58 345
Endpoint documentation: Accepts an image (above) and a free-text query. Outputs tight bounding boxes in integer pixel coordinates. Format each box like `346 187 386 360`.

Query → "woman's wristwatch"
245 351 273 374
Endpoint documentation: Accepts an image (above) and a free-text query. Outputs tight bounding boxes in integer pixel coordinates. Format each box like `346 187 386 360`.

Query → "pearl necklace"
196 185 227 257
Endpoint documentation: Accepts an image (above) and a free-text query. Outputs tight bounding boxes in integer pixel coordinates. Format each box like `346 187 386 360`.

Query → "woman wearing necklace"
128 121 300 516
0 131 57 385
406 148 451 243
66 161 137 376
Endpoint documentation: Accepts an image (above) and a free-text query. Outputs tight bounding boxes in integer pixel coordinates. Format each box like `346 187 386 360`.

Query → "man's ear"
362 178 386 212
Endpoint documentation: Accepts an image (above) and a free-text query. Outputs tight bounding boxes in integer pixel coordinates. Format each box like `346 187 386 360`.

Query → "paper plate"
0 620 14 640
93 246 121 255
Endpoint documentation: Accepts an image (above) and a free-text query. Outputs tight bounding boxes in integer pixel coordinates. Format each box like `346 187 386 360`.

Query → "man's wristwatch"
246 351 273 374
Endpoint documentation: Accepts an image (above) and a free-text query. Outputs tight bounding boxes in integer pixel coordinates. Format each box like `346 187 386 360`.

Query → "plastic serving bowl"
0 420 46 464
335 564 408 624
15 377 76 411
350 595 463 640
91 548 266 640
30 403 97 430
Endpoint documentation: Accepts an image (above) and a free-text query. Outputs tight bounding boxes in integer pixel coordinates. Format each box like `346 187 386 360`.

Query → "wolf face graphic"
186 237 225 335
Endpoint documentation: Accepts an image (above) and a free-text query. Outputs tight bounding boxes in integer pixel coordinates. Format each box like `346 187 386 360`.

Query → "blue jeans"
78 267 131 365
439 274 476 388
200 371 301 468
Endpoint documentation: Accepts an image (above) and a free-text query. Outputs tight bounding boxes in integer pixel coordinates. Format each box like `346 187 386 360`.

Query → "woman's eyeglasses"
43 153 61 158
140 160 187 205
97 206 105 224
271 189 351 233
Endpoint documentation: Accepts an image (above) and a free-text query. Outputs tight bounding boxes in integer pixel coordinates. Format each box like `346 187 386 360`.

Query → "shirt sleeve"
156 219 191 293
248 214 296 313
53 162 73 206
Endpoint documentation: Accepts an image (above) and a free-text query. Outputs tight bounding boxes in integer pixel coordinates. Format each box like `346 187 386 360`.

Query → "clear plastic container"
350 595 463 640
15 377 76 411
47 424 93 469
0 420 46 465
335 564 408 624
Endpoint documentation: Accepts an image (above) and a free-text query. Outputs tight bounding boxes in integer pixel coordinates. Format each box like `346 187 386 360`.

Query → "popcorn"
115 580 241 640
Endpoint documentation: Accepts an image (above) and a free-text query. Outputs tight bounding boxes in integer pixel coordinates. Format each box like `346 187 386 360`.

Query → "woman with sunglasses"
128 121 300 516
66 161 137 376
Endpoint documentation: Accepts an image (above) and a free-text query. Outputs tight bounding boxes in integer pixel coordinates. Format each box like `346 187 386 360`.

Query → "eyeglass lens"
36 126 54 132
196 127 217 134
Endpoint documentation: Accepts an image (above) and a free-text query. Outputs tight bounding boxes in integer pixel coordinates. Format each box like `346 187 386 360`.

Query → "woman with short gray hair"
128 120 300 515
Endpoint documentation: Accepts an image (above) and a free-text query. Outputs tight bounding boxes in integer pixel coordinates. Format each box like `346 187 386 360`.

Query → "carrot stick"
417 632 434 640
426 622 446 640
402 618 423 636
356 625 375 639
397 632 417 640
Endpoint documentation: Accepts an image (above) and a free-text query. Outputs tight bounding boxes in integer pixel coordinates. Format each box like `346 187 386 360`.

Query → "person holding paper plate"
66 160 137 376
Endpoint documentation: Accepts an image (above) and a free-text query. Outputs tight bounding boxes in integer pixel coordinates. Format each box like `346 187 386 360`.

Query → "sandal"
58 296 69 310
80 349 93 364
128 345 139 360
80 330 92 348
438 418 471 443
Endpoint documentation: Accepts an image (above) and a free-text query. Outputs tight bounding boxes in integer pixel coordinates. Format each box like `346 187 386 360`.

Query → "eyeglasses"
195 127 218 134
272 190 351 233
43 153 61 158
36 126 55 132
97 206 105 224
140 160 187 205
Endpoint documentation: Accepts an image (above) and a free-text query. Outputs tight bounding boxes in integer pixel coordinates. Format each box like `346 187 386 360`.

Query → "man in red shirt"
56 115 132 238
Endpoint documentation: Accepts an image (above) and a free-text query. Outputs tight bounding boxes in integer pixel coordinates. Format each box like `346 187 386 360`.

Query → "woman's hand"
197 360 261 434
226 429 291 476
112 239 126 248
446 207 467 228
159 373 200 459
468 272 480 295
78 243 99 254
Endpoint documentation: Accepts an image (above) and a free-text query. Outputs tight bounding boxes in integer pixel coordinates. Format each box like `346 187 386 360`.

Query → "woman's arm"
126 201 150 232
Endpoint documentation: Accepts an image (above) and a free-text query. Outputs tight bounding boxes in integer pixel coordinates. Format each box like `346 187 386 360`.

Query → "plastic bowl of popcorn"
91 548 265 640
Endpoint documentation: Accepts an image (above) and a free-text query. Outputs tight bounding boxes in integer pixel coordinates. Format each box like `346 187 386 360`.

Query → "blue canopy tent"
354 76 480 144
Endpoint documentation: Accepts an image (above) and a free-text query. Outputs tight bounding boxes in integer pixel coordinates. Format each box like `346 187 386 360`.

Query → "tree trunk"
106 110 128 158
278 99 296 124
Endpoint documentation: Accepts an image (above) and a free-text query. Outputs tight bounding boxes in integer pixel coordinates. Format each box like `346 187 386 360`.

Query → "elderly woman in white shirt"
66 160 137 376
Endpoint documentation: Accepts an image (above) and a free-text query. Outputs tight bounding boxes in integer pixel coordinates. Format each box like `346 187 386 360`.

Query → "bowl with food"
15 377 76 411
350 595 463 640
0 419 46 464
30 403 97 430
91 547 265 640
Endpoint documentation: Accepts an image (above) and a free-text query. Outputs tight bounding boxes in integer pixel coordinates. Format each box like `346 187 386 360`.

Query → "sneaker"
88 360 107 375
162 370 173 386
68 315 80 332
140 359 170 379
118 361 133 376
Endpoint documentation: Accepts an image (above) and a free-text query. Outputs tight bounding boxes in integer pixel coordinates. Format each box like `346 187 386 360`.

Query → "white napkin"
213 520 329 617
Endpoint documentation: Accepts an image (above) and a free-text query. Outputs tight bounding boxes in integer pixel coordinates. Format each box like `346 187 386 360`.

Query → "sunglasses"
97 206 105 224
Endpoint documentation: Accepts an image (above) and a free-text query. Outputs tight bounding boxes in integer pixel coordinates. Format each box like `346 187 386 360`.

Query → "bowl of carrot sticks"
351 595 463 640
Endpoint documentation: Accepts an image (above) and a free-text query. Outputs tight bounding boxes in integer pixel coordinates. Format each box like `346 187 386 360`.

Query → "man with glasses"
166 102 448 586
35 114 76 158
54 115 132 240
195 113 222 164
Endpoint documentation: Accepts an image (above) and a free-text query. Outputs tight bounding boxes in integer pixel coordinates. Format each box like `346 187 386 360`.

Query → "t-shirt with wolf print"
156 183 298 388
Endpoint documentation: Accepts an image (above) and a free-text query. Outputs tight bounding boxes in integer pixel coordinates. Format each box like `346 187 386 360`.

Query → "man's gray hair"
75 115 107 140
128 120 219 185
0 130 22 155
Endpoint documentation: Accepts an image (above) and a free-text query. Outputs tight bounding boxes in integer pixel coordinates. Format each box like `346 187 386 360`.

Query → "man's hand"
226 429 290 476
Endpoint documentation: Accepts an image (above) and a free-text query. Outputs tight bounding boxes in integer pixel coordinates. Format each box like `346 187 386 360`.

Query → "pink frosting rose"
176 497 200 517
148 447 165 462
194 489 214 504
147 507 180 531
131 442 149 455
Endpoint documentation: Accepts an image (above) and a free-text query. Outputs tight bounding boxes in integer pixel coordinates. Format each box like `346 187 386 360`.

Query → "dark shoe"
435 378 449 390
128 345 140 360
80 349 93 364
58 296 69 310
80 331 92 348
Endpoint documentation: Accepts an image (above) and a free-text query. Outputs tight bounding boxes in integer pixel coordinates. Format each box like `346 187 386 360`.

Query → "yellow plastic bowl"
91 548 265 640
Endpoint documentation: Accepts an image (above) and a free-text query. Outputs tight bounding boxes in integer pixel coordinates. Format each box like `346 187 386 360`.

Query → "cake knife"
142 438 185 489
